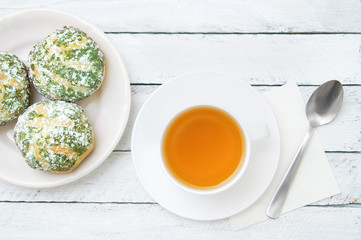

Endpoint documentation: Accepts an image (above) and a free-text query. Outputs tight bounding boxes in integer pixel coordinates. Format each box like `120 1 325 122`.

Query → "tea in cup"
161 105 268 195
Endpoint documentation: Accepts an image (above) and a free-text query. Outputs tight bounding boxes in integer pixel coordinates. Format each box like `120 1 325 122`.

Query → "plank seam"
105 32 361 35
307 204 361 208
0 201 359 207
129 83 361 87
325 151 361 154
0 201 156 204
113 150 131 152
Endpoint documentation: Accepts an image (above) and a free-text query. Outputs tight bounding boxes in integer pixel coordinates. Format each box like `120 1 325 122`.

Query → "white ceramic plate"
132 73 280 220
0 9 131 188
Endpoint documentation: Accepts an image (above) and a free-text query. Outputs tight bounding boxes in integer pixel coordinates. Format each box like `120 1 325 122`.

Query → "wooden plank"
1 19 360 85
0 152 359 205
108 34 361 84
0 152 152 203
0 203 360 239
1 0 361 33
318 153 361 205
116 85 361 152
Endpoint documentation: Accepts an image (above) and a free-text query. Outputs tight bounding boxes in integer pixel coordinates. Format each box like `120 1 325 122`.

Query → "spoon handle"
266 126 315 219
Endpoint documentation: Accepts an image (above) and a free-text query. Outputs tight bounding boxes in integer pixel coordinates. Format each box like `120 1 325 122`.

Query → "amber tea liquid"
162 106 246 189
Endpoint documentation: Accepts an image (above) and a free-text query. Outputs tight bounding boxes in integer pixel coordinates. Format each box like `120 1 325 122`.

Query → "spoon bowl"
306 80 344 127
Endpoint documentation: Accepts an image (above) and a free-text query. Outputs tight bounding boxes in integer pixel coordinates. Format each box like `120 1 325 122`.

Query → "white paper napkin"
229 82 340 230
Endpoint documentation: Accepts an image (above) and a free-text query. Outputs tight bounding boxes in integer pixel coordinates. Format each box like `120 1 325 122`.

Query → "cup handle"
248 124 269 141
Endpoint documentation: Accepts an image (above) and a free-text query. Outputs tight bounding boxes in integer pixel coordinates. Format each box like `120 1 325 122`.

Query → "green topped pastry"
28 26 105 102
14 101 94 173
0 52 30 126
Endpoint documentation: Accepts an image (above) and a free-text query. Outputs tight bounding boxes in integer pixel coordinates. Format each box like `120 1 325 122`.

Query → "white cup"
160 105 269 195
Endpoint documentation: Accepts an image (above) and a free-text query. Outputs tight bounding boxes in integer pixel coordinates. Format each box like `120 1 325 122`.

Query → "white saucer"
132 73 280 220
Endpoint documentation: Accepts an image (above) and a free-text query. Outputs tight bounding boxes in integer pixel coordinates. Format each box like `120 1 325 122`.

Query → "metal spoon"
266 80 344 219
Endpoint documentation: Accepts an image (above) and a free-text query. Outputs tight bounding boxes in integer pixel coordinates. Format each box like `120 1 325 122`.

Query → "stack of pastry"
1 26 105 173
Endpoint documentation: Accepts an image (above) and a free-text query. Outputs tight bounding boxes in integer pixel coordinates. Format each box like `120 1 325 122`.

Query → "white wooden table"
1 1 360 239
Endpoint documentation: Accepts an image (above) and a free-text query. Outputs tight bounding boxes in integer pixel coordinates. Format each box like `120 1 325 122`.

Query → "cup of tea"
160 105 269 195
